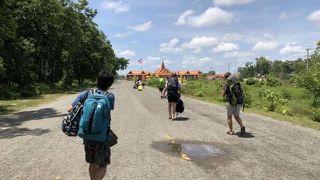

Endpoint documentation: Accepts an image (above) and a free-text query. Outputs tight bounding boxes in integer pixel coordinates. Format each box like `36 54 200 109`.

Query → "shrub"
244 93 252 108
266 76 281 87
262 89 280 111
194 91 204 97
20 85 40 97
146 77 159 87
281 88 292 100
311 108 320 122
246 77 257 85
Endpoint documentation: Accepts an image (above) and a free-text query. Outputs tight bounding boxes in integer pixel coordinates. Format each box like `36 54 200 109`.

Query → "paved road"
0 81 320 180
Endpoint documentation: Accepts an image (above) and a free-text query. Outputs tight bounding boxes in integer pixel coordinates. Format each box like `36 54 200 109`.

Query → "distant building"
176 70 202 80
154 61 172 77
126 71 151 80
126 61 202 80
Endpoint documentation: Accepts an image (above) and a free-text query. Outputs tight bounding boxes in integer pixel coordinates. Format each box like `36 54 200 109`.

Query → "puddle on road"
151 136 236 170
180 143 224 159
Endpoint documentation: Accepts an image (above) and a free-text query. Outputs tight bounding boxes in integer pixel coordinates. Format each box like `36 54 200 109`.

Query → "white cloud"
243 33 277 44
101 1 130 13
128 21 152 32
118 50 136 58
182 56 223 69
175 7 234 28
213 42 239 53
175 10 194 26
213 0 254 6
114 31 132 38
280 42 305 55
279 12 288 20
160 38 183 53
223 33 244 42
308 10 320 24
181 36 218 49
223 51 257 62
252 42 278 51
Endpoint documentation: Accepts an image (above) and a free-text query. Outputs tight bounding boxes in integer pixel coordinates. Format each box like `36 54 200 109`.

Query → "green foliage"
266 76 281 87
246 77 258 85
281 88 292 100
262 89 279 111
311 108 320 122
295 64 320 107
194 91 204 97
146 77 159 87
0 0 128 99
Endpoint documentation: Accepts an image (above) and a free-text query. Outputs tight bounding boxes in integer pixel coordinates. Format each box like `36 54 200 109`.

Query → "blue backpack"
78 89 111 142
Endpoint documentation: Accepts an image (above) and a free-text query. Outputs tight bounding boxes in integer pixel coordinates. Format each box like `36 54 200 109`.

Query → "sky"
87 0 320 74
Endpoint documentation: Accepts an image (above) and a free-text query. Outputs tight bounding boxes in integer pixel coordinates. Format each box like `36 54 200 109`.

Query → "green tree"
256 57 272 76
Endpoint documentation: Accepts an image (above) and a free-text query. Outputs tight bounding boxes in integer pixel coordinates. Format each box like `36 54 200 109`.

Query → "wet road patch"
151 135 236 170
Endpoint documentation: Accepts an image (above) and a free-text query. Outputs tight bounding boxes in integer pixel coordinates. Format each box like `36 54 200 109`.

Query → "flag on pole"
138 58 143 64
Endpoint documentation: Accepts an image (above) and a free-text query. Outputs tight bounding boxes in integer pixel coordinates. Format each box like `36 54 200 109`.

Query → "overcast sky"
88 0 320 74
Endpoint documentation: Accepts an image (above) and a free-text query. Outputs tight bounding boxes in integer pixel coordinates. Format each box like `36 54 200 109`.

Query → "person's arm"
221 84 227 96
68 91 89 112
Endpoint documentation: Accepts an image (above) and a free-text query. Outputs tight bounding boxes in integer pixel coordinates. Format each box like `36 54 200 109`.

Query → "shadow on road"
174 117 189 121
0 108 66 139
235 132 255 138
0 127 50 139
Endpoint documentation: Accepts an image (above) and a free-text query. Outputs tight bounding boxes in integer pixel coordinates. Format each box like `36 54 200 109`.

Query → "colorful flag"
138 58 143 64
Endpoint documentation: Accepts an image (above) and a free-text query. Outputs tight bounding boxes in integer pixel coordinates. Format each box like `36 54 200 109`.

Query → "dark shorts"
168 94 179 103
84 140 110 167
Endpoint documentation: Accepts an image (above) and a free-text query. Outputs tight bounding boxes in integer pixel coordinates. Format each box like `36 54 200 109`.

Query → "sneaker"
240 127 246 136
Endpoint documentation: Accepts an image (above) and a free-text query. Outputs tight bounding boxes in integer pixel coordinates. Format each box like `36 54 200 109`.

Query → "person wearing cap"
221 72 246 135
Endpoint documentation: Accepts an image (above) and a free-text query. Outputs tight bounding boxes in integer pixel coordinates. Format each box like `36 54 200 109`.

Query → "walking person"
70 70 115 180
222 72 246 136
162 73 180 120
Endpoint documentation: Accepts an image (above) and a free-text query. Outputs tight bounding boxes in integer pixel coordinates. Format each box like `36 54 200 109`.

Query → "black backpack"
226 82 244 105
167 77 178 95
176 99 184 113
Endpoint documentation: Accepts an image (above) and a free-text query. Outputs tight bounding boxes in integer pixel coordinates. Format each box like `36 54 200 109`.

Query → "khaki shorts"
225 102 242 116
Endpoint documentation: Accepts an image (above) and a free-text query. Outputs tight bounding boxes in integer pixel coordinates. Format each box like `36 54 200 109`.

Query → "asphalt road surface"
1 81 320 180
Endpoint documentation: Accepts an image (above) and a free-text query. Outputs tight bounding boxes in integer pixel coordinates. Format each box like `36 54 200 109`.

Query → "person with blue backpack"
70 70 115 180
222 72 246 136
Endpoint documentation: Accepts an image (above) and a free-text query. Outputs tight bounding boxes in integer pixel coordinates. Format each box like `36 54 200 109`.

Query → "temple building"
154 61 172 77
126 71 151 80
126 61 202 80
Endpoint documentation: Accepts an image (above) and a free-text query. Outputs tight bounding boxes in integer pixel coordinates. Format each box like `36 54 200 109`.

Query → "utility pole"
306 48 311 71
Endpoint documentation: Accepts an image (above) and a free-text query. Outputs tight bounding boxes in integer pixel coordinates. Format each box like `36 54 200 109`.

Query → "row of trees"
0 0 128 90
238 42 320 110
238 56 308 80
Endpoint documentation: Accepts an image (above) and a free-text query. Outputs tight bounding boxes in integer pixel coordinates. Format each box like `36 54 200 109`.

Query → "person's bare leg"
168 102 172 118
172 102 177 119
234 115 244 128
227 115 233 134
89 163 98 180
95 166 107 180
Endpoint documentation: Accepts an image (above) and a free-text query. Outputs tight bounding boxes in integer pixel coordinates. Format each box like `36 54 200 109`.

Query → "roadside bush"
281 88 292 100
246 77 257 85
194 91 204 97
266 76 281 87
244 93 252 108
262 89 280 111
146 77 159 87
214 80 223 92
0 84 20 99
20 85 40 97
311 108 320 122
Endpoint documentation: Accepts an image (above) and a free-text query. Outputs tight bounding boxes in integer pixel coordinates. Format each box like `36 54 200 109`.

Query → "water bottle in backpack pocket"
78 90 111 142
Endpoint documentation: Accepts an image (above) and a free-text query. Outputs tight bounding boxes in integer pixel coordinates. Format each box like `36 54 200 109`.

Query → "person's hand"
67 105 73 112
